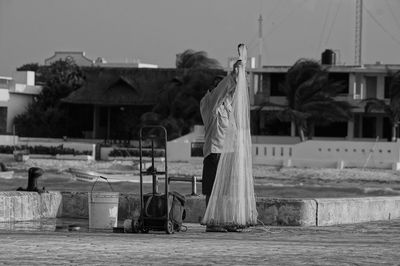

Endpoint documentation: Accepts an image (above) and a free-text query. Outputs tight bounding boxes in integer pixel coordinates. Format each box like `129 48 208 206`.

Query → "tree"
176 50 222 69
142 49 224 140
13 58 84 137
362 70 400 142
16 63 47 84
16 63 40 72
276 59 354 141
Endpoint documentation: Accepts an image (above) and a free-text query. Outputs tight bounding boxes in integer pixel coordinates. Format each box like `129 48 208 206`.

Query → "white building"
248 63 400 142
0 71 42 134
45 51 94 66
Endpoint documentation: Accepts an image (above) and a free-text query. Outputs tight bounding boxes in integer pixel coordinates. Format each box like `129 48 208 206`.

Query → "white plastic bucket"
88 192 119 229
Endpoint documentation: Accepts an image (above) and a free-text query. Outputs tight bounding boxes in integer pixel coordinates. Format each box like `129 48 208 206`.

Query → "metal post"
139 129 143 217
151 138 158 194
191 176 197 195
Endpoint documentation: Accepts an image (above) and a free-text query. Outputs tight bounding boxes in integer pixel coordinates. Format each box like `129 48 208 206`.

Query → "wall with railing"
291 140 400 169
168 136 400 170
2 132 400 170
252 144 293 165
249 140 400 169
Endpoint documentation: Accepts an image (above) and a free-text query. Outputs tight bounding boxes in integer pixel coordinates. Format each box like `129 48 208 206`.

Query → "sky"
1 0 400 76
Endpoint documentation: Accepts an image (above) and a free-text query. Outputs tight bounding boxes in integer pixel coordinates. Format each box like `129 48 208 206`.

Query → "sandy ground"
5 155 400 183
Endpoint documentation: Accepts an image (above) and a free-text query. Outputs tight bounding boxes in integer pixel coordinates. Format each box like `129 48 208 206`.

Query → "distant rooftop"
45 51 158 68
251 62 400 73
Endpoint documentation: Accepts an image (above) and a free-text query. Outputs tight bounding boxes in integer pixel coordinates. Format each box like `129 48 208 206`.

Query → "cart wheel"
141 227 149 234
166 220 174 234
138 220 149 233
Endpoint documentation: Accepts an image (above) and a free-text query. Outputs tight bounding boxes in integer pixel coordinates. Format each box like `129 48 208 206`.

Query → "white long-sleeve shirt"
200 74 236 158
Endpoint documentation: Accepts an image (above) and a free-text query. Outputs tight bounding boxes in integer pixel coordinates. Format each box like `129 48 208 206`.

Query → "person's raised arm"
208 60 242 111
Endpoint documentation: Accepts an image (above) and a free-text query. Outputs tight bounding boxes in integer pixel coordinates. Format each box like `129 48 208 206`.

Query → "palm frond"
277 108 310 124
282 59 354 139
362 98 387 113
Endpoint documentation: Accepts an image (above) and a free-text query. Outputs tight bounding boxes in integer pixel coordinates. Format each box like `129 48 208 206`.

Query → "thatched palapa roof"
62 68 180 106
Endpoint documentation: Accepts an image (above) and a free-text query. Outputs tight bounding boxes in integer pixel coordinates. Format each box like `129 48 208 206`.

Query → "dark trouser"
202 153 221 207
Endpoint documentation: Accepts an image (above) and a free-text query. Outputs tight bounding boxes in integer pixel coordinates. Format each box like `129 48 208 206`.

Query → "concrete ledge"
3 191 400 227
58 192 316 226
58 193 400 226
316 196 400 226
0 192 62 222
256 198 317 226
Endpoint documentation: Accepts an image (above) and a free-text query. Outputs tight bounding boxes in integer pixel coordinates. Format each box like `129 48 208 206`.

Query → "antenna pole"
258 14 263 68
354 0 363 65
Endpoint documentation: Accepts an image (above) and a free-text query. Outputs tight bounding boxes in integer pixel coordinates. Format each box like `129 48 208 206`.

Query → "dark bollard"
17 167 47 193
191 176 198 196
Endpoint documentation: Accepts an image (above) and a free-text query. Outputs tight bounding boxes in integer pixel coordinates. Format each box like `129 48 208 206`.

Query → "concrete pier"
1 191 400 226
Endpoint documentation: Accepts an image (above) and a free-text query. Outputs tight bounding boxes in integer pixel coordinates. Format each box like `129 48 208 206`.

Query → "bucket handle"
90 176 114 200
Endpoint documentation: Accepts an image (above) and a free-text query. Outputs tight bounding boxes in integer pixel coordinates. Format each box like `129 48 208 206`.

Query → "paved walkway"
1 220 400 265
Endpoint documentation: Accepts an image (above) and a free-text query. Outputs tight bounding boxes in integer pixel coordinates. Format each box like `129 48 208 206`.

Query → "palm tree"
176 50 222 69
14 58 84 137
277 59 354 141
362 70 400 142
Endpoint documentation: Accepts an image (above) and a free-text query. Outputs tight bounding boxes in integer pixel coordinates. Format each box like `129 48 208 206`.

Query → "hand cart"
137 125 174 234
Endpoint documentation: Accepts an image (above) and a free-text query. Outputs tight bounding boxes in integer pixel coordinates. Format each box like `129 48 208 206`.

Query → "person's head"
232 60 242 75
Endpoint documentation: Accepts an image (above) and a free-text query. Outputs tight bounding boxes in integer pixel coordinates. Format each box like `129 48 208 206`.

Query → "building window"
314 122 347 137
0 107 7 133
362 116 377 138
258 111 291 136
0 79 10 86
328 73 349 94
261 73 269 93
384 76 392 99
191 142 204 157
270 73 286 96
365 76 377 98
383 117 393 141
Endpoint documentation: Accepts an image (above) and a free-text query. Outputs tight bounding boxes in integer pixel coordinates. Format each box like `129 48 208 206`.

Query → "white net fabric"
202 44 258 227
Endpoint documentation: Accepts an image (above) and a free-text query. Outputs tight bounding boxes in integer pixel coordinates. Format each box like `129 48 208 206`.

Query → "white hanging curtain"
202 44 258 228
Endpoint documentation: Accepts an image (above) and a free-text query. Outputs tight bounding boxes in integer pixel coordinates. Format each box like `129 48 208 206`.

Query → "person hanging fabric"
201 44 258 232
200 63 239 232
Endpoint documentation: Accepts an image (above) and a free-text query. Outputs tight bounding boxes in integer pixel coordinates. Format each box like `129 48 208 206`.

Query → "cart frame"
138 125 173 234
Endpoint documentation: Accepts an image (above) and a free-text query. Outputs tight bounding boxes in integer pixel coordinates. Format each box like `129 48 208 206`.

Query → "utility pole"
354 0 363 65
258 14 263 68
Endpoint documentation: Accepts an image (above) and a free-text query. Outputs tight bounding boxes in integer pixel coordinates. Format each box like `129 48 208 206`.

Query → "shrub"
109 148 164 158
0 145 91 155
